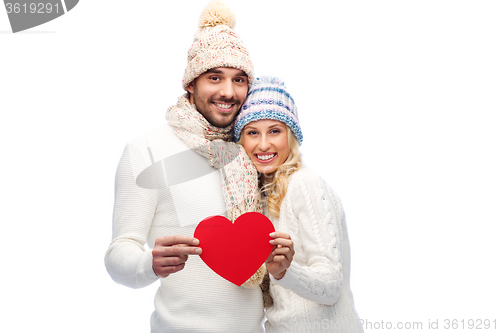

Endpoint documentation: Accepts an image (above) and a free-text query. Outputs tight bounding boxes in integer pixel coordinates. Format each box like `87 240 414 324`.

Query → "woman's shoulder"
289 167 342 201
289 167 345 219
287 167 332 199
289 167 327 186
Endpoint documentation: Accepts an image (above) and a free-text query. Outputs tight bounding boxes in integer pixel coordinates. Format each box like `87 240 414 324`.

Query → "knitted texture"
234 76 303 144
105 124 266 332
264 168 363 333
182 0 254 90
166 94 266 287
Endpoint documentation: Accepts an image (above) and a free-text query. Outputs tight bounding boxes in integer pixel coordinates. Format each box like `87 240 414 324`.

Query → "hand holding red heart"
267 232 294 280
194 213 275 285
152 235 202 278
153 213 285 284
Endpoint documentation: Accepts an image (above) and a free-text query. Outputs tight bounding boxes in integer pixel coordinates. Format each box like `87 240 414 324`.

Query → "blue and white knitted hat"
234 76 303 145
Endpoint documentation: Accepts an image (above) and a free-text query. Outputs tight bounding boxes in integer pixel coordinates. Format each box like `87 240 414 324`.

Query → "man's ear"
186 81 194 94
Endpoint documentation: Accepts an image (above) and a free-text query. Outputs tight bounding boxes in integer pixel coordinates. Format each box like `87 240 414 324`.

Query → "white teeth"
257 154 275 161
214 103 232 109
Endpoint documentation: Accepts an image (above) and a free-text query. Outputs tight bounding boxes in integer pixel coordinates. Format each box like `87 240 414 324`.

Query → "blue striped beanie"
234 76 303 145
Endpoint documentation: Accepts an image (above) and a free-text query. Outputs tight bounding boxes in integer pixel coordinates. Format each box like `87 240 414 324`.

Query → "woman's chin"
257 165 278 177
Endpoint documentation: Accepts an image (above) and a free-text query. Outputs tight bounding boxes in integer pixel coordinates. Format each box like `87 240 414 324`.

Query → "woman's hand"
266 232 294 280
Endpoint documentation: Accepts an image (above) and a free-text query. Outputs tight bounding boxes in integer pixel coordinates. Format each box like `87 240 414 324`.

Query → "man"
104 1 265 332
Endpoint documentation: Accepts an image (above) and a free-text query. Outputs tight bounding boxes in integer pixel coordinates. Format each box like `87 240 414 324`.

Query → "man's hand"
152 235 202 278
266 232 294 280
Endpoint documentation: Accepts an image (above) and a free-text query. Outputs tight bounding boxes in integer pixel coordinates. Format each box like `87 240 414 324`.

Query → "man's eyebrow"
206 68 224 74
205 68 247 77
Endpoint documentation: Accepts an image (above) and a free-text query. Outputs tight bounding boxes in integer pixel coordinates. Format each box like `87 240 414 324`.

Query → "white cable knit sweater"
104 124 264 333
264 168 363 333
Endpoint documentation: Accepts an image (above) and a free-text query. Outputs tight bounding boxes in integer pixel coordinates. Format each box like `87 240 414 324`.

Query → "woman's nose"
258 135 271 151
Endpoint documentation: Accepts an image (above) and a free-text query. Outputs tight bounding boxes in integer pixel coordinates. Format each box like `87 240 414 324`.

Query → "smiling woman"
240 120 290 175
234 76 364 332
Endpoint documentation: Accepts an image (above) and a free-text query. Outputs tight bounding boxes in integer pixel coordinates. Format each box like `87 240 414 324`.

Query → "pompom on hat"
182 0 254 90
234 76 303 145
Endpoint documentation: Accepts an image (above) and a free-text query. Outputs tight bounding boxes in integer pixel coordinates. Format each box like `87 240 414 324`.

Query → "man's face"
187 67 249 128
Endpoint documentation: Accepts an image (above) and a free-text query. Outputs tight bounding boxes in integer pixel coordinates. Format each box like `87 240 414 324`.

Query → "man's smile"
213 102 235 113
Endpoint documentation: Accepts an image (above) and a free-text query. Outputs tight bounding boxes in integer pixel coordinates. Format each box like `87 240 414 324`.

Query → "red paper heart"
194 212 275 286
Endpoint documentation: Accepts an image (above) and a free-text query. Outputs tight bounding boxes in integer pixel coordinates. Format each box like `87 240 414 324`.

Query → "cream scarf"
166 94 266 287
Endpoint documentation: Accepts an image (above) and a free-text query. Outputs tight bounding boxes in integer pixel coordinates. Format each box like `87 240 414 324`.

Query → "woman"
234 76 364 333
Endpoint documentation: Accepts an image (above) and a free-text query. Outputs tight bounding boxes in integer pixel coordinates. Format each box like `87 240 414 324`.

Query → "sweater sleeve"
104 143 159 288
271 169 344 305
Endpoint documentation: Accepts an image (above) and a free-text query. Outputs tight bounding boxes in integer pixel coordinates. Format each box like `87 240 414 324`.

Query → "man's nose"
219 80 235 99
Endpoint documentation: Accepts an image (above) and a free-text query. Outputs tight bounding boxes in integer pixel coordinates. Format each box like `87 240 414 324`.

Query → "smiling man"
186 67 249 128
104 2 265 333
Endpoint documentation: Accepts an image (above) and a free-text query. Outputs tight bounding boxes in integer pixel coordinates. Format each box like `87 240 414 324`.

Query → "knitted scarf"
166 94 266 288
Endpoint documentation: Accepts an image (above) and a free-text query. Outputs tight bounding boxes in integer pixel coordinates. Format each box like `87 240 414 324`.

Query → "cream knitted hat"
182 0 254 90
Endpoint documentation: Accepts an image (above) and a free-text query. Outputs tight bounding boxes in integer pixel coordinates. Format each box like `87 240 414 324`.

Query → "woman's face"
240 120 290 175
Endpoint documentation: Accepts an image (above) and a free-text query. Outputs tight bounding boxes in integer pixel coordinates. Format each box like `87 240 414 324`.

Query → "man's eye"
210 76 220 81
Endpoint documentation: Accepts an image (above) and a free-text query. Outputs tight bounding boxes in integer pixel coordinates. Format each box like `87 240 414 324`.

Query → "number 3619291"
5 3 61 14
444 319 497 330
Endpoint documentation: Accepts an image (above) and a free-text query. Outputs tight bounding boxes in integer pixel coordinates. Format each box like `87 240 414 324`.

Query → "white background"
1 1 499 332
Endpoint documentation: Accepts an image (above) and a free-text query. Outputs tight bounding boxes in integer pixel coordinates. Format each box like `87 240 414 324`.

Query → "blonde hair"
238 126 302 217
260 127 302 218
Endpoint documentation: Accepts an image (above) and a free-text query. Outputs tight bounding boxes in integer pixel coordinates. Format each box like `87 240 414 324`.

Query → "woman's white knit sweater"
264 167 364 333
